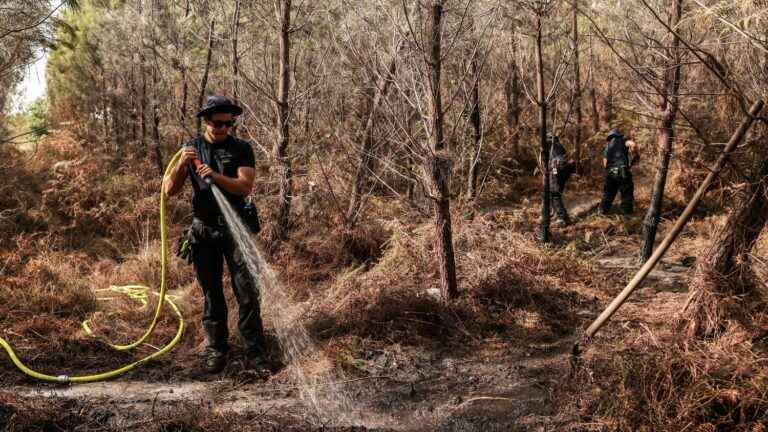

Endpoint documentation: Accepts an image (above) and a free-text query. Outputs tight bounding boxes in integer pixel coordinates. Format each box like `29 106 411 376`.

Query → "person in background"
599 128 639 215
549 132 577 226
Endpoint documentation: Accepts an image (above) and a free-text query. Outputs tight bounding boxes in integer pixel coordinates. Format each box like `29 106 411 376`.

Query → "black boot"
204 348 227 374
244 347 269 375
551 192 571 226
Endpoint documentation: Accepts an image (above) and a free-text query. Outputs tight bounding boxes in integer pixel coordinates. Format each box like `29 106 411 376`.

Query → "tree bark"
136 0 146 155
345 42 401 231
151 66 164 175
148 5 163 175
139 70 147 154
504 39 521 155
178 0 190 139
639 0 683 263
588 34 600 134
101 75 110 144
138 44 147 155
274 0 293 240
423 0 458 302
111 75 124 154
572 0 583 171
535 14 551 243
231 0 241 137
129 65 137 143
589 85 599 134
196 19 215 135
602 78 614 127
466 41 482 202
684 149 768 338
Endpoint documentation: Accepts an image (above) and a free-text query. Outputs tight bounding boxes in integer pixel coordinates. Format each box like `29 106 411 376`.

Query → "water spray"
208 184 355 422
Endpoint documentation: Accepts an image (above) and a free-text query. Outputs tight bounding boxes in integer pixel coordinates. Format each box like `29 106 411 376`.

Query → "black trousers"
191 219 265 354
551 164 574 222
600 170 635 214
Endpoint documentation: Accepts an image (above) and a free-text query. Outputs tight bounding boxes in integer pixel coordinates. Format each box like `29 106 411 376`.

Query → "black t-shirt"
182 135 256 222
603 136 630 169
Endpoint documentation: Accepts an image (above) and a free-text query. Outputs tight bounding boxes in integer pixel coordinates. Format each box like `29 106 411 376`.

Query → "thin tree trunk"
588 34 600 134
137 0 147 156
345 42 401 231
602 78 614 127
148 4 163 175
684 151 768 338
589 85 599 134
139 64 147 155
423 0 458 302
231 0 241 137
274 0 293 240
639 0 684 263
151 65 164 174
138 65 147 155
303 57 312 138
466 42 482 202
180 71 188 135
129 65 137 143
178 0 190 138
196 19 215 135
535 14 551 243
572 0 583 171
504 39 521 154
406 111 418 202
100 74 109 144
111 75 123 154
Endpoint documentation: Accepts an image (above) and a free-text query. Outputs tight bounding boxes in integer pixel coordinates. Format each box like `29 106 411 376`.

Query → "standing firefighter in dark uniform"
600 128 639 215
549 133 576 225
164 95 266 374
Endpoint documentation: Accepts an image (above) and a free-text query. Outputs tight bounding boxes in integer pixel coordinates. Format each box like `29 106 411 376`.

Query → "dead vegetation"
6 126 768 431
575 327 768 431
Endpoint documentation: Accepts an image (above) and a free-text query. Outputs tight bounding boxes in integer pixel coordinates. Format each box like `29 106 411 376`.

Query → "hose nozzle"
192 158 212 185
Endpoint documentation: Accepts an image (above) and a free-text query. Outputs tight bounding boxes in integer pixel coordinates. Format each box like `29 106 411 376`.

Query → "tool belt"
608 166 630 180
175 206 261 264
175 217 228 264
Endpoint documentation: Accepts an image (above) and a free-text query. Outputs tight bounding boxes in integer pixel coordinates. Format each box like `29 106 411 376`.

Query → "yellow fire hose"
0 149 186 383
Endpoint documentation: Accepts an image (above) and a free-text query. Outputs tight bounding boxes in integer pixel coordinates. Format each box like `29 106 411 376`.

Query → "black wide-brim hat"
196 95 243 118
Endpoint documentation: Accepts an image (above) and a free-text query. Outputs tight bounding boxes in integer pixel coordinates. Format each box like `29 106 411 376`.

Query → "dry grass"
560 180 768 431
0 132 201 383
305 210 604 350
576 327 768 432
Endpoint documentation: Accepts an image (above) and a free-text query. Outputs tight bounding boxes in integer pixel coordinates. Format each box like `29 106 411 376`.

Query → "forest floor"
0 135 710 431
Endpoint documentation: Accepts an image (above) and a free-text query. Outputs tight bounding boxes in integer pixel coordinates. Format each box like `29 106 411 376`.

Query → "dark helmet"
196 95 243 118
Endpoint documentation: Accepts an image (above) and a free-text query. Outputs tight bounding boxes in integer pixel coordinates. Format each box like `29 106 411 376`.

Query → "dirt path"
6 340 573 430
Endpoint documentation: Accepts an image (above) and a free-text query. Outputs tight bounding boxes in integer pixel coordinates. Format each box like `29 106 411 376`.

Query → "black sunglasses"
208 120 236 129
